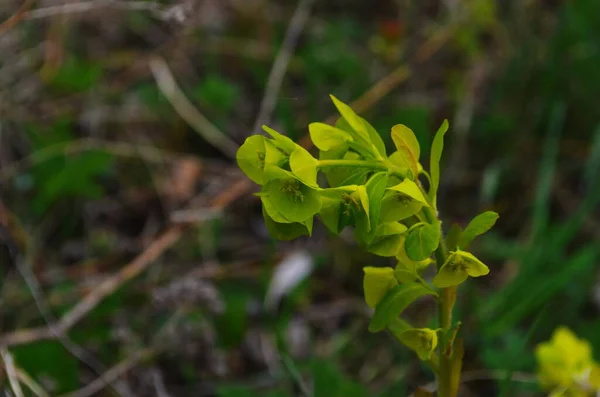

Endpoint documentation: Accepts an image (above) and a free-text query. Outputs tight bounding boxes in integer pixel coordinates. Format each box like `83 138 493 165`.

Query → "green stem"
435 241 456 397
317 159 388 170
424 208 458 397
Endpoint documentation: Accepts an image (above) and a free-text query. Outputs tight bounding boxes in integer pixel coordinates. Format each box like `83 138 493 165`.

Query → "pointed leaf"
459 211 499 248
362 267 398 308
309 123 353 151
388 179 429 205
456 250 490 277
329 95 370 142
369 283 435 332
361 117 387 157
366 172 389 230
356 186 370 224
262 125 297 153
432 250 490 288
354 173 388 245
429 120 449 203
391 124 420 178
264 139 287 164
289 147 319 188
405 223 440 261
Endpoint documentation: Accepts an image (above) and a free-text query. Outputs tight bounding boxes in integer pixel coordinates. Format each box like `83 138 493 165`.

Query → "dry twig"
0 0 33 34
23 0 190 22
58 348 154 397
1 348 26 397
149 56 239 159
0 177 250 347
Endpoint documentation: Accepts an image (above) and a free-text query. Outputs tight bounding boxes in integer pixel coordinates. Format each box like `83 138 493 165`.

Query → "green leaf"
391 124 420 178
387 179 429 205
329 95 370 142
392 327 439 361
354 180 380 245
320 148 369 187
387 151 412 175
361 116 387 157
380 191 424 223
369 283 435 332
263 164 294 181
264 139 287 166
289 147 319 188
264 179 321 222
318 193 344 234
429 120 449 203
263 206 313 240
356 185 370 225
363 266 399 308
365 172 389 230
367 222 408 257
432 250 490 288
261 196 291 223
309 122 353 151
459 211 499 248
318 187 358 234
405 223 440 261
236 135 268 184
445 223 463 251
262 125 297 153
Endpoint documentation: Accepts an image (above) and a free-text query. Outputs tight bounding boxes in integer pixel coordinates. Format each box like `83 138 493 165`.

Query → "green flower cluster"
236 95 498 366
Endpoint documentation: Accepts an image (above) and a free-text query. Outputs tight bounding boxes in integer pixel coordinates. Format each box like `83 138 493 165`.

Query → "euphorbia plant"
236 95 498 397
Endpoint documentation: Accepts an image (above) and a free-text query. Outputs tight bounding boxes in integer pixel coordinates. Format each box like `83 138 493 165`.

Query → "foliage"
236 95 498 396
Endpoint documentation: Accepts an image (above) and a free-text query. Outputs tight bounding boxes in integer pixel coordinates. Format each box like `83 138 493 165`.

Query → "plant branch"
149 56 239 159
317 159 388 170
434 224 457 397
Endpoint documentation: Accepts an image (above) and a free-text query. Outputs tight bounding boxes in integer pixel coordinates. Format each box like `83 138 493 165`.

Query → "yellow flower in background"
535 326 600 397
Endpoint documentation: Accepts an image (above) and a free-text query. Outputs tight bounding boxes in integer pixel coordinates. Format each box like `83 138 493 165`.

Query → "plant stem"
435 239 456 397
317 159 388 170
423 208 458 397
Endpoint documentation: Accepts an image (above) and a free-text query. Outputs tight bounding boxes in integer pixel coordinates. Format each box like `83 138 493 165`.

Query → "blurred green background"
0 0 599 396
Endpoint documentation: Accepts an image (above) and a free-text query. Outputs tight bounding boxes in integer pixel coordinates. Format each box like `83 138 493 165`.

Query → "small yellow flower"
535 327 600 397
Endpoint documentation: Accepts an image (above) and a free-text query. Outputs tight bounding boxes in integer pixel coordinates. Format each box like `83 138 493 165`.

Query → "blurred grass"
0 0 599 396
